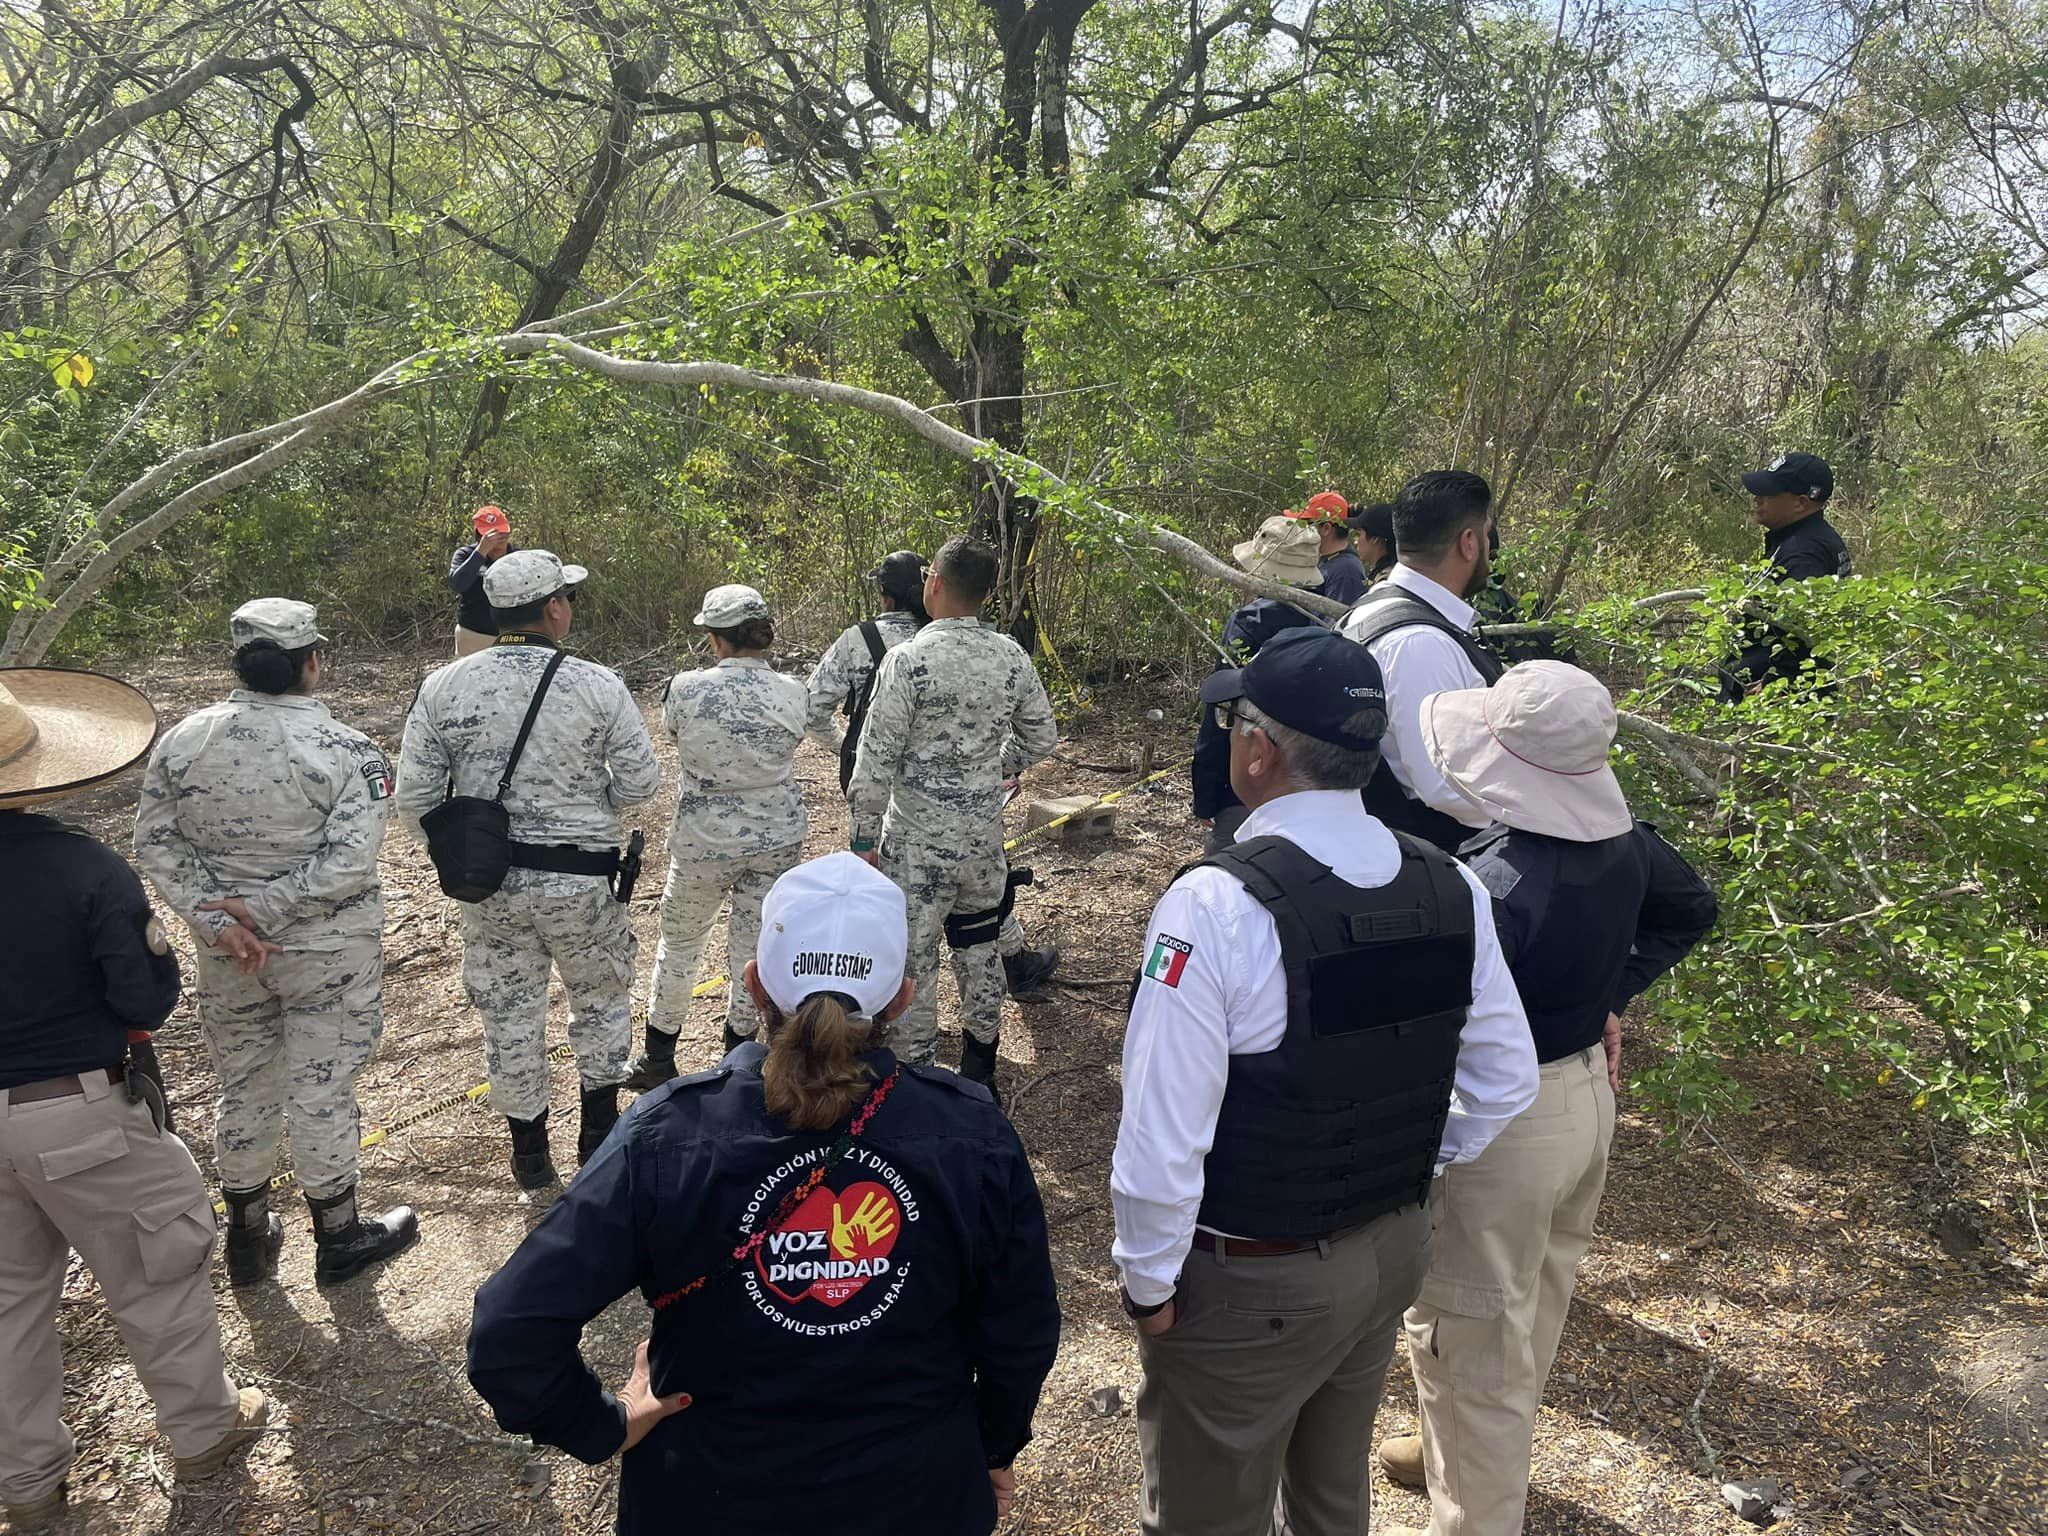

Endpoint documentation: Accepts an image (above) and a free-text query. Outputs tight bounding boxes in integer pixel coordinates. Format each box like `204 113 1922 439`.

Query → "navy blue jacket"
1462 821 1717 1063
0 812 179 1089
448 543 513 634
1192 599 1320 820
467 1044 1060 1536
1722 511 1853 699
1317 547 1368 607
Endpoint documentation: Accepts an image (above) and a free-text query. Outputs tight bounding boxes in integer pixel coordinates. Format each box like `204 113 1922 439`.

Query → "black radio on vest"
1190 833 1475 1243
1344 586 1504 853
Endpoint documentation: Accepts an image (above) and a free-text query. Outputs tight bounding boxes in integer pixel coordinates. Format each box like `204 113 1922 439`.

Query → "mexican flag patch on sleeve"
1144 935 1192 987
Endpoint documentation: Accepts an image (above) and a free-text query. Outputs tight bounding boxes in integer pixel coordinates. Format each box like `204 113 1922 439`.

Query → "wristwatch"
1121 1288 1169 1320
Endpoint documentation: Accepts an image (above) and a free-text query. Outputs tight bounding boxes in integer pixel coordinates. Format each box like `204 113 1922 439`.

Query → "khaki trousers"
0 1070 239 1502
455 625 494 656
1407 1046 1614 1536
1137 1201 1432 1536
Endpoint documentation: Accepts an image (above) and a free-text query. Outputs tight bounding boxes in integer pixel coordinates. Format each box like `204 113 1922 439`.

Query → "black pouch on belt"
943 865 1032 949
421 650 567 902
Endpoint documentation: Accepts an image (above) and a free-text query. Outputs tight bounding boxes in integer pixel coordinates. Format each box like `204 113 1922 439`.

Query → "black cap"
1351 501 1396 542
1199 627 1387 751
867 550 927 602
1741 452 1832 501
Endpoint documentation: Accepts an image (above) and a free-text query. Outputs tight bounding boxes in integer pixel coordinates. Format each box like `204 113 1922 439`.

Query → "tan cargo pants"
1406 1044 1615 1536
0 1069 239 1503
1136 1200 1433 1536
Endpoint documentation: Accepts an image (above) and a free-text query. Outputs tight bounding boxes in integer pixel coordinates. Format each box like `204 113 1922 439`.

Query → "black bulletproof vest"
1345 586 1505 852
1191 834 1476 1242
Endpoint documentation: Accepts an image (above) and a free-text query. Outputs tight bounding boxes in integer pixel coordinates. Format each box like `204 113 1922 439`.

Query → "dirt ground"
11 642 2047 1536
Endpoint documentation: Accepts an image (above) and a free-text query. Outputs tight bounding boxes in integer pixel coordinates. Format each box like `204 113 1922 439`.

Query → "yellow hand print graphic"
828 1189 899 1259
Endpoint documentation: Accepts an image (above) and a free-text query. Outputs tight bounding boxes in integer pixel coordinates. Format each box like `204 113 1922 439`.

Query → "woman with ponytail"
134 599 417 1288
470 852 1060 1536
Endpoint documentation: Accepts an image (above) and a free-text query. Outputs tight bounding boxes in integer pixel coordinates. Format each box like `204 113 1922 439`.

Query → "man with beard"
1339 471 1506 852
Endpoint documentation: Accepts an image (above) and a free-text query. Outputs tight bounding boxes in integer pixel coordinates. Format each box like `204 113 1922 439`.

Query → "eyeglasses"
562 586 578 605
1214 703 1266 737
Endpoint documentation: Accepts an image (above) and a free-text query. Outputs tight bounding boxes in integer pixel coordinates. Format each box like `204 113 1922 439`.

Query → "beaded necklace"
649 1066 903 1313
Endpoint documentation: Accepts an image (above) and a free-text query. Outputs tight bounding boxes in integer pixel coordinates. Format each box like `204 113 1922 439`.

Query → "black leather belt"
508 843 619 877
7 1064 125 1104
1191 1220 1370 1258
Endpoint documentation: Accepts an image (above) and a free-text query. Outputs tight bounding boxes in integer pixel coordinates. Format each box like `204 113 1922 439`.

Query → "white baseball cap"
484 549 589 607
755 853 908 1019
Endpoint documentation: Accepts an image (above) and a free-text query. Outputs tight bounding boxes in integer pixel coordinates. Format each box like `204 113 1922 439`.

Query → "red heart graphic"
757 1180 902 1308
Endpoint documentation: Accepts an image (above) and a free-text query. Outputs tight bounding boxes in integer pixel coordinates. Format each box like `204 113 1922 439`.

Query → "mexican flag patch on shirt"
1144 935 1191 987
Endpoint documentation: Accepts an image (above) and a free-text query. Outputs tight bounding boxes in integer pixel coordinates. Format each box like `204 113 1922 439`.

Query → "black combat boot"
305 1185 419 1287
221 1183 284 1287
1003 944 1061 1001
508 1110 556 1188
623 1025 678 1091
958 1033 1003 1109
577 1086 620 1165
722 1020 751 1055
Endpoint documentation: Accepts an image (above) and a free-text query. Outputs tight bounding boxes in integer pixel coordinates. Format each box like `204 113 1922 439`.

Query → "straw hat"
0 668 160 810
1231 516 1322 587
1419 661 1633 842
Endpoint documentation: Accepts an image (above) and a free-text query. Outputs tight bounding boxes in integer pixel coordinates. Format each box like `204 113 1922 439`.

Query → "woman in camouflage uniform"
629 585 809 1087
134 599 416 1287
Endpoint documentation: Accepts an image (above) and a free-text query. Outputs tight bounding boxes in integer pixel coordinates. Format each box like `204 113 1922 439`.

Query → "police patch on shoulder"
361 759 394 801
144 916 170 955
1143 934 1192 987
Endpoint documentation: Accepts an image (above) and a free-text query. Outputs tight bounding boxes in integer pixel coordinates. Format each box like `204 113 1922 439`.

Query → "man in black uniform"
1377 661 1718 1536
0 668 269 1527
1720 451 1854 701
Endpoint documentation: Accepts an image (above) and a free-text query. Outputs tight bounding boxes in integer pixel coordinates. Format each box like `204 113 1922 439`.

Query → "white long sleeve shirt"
1110 789 1539 1306
1339 563 1494 831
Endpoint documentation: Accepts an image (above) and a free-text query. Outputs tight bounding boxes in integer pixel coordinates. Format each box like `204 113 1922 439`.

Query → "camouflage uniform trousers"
461 868 634 1122
192 932 382 1200
646 846 802 1043
881 834 1007 1065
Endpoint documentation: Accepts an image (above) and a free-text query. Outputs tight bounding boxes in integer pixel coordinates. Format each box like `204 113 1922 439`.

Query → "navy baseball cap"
867 550 927 601
1200 627 1387 751
1742 452 1832 500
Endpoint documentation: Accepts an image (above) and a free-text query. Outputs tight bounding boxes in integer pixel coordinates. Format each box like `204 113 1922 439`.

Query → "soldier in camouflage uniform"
625 585 808 1089
848 538 1059 1100
396 551 660 1188
135 598 418 1287
809 550 1060 999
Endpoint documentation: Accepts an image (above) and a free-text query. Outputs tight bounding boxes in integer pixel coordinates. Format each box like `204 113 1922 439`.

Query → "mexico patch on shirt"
1144 934 1192 987
361 759 394 801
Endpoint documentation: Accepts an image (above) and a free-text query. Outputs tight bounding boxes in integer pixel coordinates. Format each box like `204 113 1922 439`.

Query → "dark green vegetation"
3 0 2045 1217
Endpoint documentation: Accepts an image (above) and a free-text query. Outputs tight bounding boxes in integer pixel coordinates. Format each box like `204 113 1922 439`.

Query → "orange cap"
1291 490 1350 523
473 505 511 536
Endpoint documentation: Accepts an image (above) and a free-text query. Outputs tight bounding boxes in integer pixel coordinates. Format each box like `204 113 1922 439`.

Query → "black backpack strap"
496 648 570 802
1345 587 1504 683
858 619 887 667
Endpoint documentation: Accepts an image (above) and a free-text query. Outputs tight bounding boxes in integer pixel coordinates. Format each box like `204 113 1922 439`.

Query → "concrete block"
1025 794 1117 844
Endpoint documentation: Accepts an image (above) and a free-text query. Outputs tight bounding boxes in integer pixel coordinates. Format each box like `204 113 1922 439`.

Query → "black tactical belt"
508 842 620 878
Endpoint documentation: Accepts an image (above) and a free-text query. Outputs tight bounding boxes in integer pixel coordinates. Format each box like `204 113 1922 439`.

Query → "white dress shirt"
1110 789 1539 1305
1338 563 1494 830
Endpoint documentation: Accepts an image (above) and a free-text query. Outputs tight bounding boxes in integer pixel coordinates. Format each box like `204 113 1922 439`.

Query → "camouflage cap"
230 598 327 650
484 548 589 607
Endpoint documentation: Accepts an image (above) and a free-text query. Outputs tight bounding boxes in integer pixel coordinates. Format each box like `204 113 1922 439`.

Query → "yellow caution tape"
1001 756 1189 855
